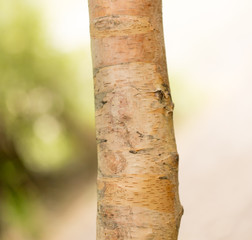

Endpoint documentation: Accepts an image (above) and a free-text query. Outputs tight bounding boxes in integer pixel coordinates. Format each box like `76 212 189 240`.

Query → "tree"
88 0 183 239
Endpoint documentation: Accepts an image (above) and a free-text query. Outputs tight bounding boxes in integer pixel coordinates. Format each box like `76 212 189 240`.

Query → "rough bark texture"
88 0 183 239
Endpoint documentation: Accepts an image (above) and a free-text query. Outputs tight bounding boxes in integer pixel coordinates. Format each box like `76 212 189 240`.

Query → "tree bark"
88 0 183 239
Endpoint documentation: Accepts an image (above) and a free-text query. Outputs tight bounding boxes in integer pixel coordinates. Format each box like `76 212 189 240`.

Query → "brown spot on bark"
98 205 118 230
136 131 144 138
129 148 153 154
106 152 127 174
159 176 168 180
155 89 165 103
95 92 109 110
97 138 108 144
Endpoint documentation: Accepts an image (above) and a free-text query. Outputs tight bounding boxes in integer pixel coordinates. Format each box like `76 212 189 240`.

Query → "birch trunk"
88 0 183 239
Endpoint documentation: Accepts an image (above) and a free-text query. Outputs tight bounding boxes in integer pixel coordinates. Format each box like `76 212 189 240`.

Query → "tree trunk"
88 0 183 239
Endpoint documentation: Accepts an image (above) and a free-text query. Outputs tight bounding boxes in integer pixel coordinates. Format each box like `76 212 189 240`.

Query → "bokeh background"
0 0 251 239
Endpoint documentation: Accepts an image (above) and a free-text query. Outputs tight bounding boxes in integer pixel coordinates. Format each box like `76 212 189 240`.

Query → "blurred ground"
1 0 252 239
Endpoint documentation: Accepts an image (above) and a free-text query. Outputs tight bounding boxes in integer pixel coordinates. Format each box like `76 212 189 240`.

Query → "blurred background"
0 0 251 239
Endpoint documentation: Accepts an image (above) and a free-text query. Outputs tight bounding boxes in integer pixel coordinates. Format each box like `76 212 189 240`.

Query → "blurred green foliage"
0 0 96 238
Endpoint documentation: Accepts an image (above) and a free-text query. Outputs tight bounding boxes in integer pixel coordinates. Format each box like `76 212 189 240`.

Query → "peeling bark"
88 0 183 239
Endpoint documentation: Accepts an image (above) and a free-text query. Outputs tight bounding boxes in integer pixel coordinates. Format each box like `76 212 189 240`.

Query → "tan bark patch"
90 15 153 38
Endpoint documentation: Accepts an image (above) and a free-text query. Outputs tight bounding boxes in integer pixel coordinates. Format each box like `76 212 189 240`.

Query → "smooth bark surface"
88 0 183 239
